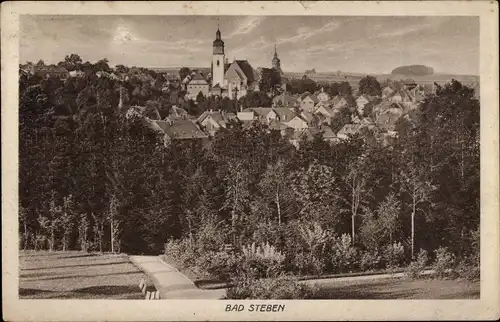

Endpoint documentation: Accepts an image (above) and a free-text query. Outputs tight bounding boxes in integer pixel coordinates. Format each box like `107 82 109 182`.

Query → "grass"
19 251 152 299
304 277 480 299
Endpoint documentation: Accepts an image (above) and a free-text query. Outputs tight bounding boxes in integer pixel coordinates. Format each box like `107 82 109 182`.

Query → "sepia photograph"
2 1 499 321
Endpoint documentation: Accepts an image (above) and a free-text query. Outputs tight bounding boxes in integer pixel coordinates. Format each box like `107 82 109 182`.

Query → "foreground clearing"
19 251 149 299
304 277 480 299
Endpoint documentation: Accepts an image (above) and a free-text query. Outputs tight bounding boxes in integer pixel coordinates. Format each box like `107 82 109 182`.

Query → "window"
217 60 220 67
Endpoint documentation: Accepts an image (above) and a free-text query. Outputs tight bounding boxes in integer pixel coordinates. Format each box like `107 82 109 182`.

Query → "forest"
19 57 479 287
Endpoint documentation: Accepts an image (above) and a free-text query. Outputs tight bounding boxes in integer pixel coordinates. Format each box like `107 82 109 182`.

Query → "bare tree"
399 165 434 259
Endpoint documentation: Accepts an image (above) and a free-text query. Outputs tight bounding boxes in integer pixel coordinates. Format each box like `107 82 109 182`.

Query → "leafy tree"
358 75 382 97
62 54 83 71
238 91 272 108
179 67 191 81
338 81 353 96
259 68 282 94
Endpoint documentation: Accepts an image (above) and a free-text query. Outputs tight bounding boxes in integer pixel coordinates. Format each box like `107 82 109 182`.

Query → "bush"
196 220 228 253
164 238 198 268
432 246 456 279
456 261 481 282
196 250 241 281
405 249 429 279
382 242 406 269
330 234 359 273
239 242 286 279
225 275 318 299
359 250 382 272
289 252 325 276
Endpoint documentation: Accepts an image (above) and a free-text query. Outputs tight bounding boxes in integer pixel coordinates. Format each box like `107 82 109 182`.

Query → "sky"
20 15 479 75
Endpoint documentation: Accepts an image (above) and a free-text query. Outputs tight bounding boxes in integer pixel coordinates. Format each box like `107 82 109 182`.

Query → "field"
306 277 480 299
19 251 149 299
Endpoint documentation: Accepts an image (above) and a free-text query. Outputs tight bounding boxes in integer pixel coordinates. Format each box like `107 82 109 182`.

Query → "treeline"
19 57 479 264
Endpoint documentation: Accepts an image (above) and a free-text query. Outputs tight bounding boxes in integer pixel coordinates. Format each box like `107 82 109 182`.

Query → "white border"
2 1 499 321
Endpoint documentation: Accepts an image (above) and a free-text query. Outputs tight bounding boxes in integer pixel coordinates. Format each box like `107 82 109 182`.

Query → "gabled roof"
190 73 208 82
273 107 297 122
197 111 227 125
247 107 274 118
301 92 319 103
273 93 299 106
321 126 337 139
152 119 208 140
337 123 362 136
234 60 256 83
300 111 315 122
269 119 288 131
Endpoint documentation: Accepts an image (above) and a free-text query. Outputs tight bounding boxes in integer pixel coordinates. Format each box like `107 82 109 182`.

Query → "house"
321 126 339 143
285 115 309 131
372 100 406 118
273 92 299 108
314 105 338 119
243 107 277 124
151 118 208 144
236 111 255 122
317 87 330 102
288 127 320 148
382 86 394 98
186 73 210 100
300 93 319 113
389 89 414 105
336 122 375 140
356 94 378 116
268 119 289 136
273 107 297 123
34 66 69 80
196 110 229 136
169 105 188 119
333 97 348 110
68 70 85 78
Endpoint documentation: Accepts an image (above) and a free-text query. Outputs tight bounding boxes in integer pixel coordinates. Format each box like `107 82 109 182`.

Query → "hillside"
391 65 434 77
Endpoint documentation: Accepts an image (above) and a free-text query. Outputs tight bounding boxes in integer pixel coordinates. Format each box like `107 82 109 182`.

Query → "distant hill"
391 65 434 77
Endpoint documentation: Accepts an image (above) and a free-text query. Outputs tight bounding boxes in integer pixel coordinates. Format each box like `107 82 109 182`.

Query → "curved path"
129 255 226 299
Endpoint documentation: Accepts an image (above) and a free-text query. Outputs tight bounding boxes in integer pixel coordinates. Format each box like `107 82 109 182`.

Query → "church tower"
272 44 282 74
212 27 225 87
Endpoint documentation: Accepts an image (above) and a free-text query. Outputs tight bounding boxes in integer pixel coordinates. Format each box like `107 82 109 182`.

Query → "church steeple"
212 26 225 87
213 26 224 54
272 43 282 73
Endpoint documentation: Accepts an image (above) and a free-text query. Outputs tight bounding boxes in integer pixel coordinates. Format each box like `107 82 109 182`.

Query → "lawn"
304 277 480 299
19 251 151 299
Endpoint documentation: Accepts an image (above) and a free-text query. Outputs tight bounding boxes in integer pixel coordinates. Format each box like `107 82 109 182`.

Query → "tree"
290 161 339 226
62 54 83 71
60 195 76 251
107 194 121 253
179 67 191 81
238 91 272 108
221 160 251 245
342 156 370 244
258 160 293 225
95 58 111 72
338 81 352 97
358 75 382 97
398 162 435 259
78 213 90 252
259 67 282 94
377 192 400 244
196 91 206 104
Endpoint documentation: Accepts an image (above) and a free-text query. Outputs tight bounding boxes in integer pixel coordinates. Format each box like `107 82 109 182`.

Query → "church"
187 26 283 100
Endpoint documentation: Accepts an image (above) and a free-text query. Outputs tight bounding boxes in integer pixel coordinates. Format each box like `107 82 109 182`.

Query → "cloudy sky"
20 15 479 75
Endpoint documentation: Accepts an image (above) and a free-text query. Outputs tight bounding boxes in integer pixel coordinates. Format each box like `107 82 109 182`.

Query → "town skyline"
20 15 479 75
